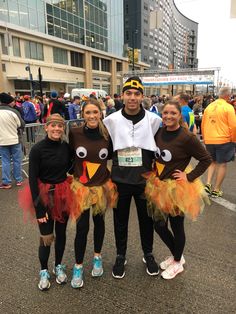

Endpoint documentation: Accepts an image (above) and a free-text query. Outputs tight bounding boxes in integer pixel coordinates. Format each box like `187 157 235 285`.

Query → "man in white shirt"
104 77 162 279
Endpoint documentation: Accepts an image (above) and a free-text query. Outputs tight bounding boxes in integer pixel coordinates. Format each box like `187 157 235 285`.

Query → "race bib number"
118 147 142 167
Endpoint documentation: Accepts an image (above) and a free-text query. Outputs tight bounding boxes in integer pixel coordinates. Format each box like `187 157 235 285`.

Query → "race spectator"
68 96 81 120
176 93 197 134
202 87 236 197
46 91 66 118
106 98 116 116
0 92 25 189
113 93 123 111
22 95 37 142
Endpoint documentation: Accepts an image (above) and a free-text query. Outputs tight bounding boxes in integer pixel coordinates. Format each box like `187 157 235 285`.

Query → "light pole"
25 64 34 97
132 29 138 72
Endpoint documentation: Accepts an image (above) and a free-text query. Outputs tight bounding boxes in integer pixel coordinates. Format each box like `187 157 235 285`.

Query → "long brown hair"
82 98 109 141
162 99 186 128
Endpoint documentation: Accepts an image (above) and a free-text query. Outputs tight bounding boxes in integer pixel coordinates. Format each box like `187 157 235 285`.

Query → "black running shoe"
142 253 159 276
112 255 127 279
204 183 212 195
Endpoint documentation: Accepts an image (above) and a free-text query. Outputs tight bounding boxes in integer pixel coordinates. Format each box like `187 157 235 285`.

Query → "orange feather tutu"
144 171 209 221
69 177 118 221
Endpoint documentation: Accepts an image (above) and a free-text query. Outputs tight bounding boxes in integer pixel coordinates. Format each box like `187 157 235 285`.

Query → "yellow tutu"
144 170 209 221
70 177 118 221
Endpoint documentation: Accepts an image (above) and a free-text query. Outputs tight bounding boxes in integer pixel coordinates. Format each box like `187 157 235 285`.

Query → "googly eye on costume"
161 149 172 162
76 146 87 158
99 148 108 160
154 147 161 159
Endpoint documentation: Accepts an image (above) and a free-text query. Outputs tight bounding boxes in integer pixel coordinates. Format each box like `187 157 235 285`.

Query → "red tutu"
18 177 73 223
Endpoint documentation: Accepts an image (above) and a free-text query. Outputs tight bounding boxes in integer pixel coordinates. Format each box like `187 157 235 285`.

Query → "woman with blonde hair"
19 114 73 290
69 98 117 288
106 98 116 116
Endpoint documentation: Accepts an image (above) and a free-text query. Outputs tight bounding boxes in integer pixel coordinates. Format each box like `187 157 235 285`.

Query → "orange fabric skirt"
69 177 118 221
144 172 209 221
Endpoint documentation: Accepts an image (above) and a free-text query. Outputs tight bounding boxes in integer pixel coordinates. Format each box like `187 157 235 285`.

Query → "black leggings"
38 216 68 270
114 183 154 256
74 209 105 264
154 215 185 261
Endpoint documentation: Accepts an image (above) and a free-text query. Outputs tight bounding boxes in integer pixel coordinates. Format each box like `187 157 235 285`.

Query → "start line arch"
122 67 220 95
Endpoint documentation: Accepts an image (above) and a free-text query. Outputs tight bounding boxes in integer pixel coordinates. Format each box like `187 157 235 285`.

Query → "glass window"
73 15 79 25
54 25 61 38
12 37 21 57
37 43 44 61
19 5 29 28
0 0 8 22
29 8 38 30
92 56 99 70
24 40 44 61
46 3 53 15
101 58 110 72
61 10 67 21
53 47 68 65
53 6 61 19
0 33 8 55
70 51 84 68
25 41 30 58
8 0 20 25
116 62 122 72
48 23 54 36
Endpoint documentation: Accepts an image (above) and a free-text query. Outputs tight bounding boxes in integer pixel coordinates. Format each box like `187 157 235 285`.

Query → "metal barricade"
0 119 84 178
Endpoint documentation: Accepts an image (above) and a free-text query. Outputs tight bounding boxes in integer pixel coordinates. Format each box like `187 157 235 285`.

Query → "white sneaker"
92 256 103 277
160 255 185 270
53 264 67 284
71 265 84 288
161 261 184 280
38 269 50 290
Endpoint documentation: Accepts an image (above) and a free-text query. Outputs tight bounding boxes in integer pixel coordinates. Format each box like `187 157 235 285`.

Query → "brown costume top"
154 127 211 181
69 125 110 186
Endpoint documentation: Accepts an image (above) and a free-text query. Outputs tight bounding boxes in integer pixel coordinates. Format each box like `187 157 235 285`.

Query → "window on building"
70 51 84 68
12 37 21 57
25 40 44 60
101 58 110 72
125 30 129 41
116 62 122 72
92 56 100 70
0 33 8 55
53 47 68 64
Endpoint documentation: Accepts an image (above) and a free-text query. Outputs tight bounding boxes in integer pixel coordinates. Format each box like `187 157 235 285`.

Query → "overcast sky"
175 0 236 87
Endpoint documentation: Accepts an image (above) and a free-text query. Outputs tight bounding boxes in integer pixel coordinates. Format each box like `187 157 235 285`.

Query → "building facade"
124 0 198 71
0 0 148 96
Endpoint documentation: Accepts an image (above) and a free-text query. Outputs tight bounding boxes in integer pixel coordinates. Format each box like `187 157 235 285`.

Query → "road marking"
211 197 236 212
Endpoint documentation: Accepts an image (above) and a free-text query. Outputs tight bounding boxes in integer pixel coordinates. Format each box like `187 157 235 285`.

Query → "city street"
0 161 235 314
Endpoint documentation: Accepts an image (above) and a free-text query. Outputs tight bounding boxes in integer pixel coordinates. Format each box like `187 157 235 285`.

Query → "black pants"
38 215 68 270
154 215 185 261
74 209 105 264
113 183 154 256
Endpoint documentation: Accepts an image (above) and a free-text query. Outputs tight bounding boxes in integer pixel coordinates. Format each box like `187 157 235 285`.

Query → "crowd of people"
0 77 235 291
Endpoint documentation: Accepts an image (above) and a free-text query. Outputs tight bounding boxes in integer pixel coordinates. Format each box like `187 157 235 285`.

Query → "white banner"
141 74 214 85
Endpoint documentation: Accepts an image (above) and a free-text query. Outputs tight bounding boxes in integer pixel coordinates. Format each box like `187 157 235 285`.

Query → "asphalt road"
0 161 235 314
